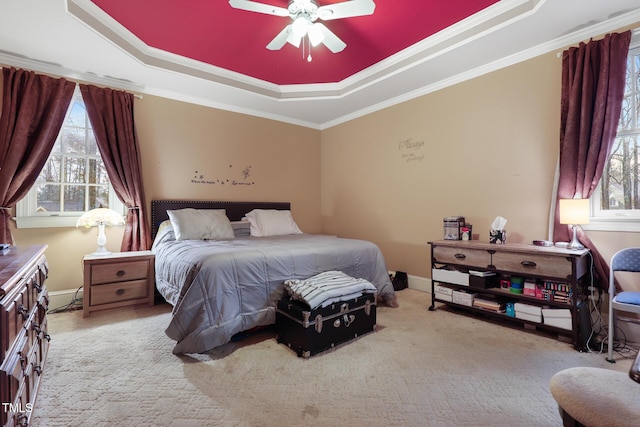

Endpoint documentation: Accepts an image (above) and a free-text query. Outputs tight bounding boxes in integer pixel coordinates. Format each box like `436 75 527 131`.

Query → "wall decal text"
397 137 425 162
191 165 255 186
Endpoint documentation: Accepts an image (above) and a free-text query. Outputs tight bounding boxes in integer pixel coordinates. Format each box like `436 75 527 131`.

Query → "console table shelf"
428 240 590 350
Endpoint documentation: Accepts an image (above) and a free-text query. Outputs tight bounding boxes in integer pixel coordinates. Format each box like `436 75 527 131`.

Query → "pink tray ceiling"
91 0 498 85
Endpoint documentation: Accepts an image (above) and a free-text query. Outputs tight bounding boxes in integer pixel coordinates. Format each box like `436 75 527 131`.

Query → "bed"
151 200 396 354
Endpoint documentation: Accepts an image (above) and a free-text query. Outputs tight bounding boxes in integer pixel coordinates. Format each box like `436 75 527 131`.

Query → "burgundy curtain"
553 31 631 289
0 67 75 244
79 84 151 251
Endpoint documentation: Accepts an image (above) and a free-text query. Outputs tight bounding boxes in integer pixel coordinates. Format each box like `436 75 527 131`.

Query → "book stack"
473 297 505 313
541 281 573 303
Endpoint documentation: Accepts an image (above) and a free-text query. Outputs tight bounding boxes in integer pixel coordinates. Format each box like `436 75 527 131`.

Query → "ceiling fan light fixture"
230 0 377 55
286 29 302 48
292 15 311 38
307 23 325 46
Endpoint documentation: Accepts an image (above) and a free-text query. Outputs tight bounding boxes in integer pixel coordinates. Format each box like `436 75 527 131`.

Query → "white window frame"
14 86 125 229
585 33 640 233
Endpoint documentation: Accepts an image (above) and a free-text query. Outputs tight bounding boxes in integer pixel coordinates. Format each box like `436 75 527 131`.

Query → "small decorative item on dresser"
461 225 472 240
443 216 465 240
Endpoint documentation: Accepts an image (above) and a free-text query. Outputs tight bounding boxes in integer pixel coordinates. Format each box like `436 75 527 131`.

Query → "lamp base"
93 223 111 255
91 247 111 256
567 225 584 250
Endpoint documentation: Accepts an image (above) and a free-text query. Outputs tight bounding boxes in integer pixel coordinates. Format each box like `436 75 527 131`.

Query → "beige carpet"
30 289 633 427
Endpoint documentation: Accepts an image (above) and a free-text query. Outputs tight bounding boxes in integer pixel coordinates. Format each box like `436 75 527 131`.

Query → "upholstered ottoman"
550 367 640 427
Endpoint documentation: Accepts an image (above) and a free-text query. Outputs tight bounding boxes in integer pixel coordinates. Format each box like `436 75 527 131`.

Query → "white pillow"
167 208 234 240
245 209 302 237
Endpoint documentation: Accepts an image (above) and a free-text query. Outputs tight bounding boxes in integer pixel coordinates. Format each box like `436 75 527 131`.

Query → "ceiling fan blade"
317 0 375 21
228 0 288 17
315 23 346 53
266 25 292 50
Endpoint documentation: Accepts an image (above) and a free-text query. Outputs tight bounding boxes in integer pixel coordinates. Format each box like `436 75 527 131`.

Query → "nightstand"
83 250 155 317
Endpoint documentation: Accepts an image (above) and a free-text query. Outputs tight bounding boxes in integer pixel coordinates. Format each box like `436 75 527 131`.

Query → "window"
588 41 640 232
15 86 124 228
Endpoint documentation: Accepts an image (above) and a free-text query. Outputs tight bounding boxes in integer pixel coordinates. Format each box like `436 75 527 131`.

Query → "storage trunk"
275 293 376 358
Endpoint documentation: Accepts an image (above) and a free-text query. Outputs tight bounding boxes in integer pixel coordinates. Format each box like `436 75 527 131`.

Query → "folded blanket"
284 270 377 309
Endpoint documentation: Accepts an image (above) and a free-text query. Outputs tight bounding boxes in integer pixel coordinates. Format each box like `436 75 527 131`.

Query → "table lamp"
76 208 125 255
559 199 590 250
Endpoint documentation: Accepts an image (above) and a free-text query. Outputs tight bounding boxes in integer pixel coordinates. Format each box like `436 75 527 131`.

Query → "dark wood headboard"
151 200 291 238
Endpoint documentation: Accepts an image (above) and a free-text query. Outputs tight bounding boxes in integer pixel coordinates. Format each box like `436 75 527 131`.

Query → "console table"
428 240 590 350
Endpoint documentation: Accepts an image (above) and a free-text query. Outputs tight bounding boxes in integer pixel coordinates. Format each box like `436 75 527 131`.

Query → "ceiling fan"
229 0 376 54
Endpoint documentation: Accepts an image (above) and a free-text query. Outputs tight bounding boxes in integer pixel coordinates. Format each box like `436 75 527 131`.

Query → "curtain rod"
556 27 640 58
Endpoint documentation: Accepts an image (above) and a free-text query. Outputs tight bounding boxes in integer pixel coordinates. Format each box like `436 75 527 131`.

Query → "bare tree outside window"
35 87 110 213
599 47 640 212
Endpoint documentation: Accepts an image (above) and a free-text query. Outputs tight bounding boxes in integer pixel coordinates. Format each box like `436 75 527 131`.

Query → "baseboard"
48 287 84 312
408 275 430 293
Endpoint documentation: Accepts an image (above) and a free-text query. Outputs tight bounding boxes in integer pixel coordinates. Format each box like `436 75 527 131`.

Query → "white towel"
284 270 377 309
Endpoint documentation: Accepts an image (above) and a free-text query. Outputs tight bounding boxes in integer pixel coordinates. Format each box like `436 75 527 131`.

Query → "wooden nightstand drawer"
491 251 573 280
83 251 155 317
90 279 149 306
91 260 150 285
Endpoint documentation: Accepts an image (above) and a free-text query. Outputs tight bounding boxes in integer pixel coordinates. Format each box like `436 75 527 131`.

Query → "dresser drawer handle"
33 364 43 375
17 304 29 320
116 288 125 296
33 282 42 293
454 253 466 259
16 413 28 427
116 270 126 277
521 261 537 268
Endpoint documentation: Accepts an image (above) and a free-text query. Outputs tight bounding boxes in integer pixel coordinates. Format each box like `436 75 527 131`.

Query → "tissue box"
489 229 506 244
432 268 469 286
452 290 477 307
542 308 572 330
434 284 453 302
515 302 542 323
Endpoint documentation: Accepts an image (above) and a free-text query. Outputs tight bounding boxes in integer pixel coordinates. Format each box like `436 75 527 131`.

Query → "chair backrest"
610 248 640 272
609 248 640 294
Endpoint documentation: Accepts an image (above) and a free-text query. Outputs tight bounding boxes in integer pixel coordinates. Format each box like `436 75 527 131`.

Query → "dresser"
83 251 155 317
428 240 590 350
0 245 49 427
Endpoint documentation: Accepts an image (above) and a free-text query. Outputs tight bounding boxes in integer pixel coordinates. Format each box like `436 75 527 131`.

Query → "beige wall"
321 52 570 278
9 94 322 295
134 95 322 233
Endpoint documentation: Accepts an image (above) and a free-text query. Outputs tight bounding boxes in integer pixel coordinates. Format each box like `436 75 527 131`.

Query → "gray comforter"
152 227 395 354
